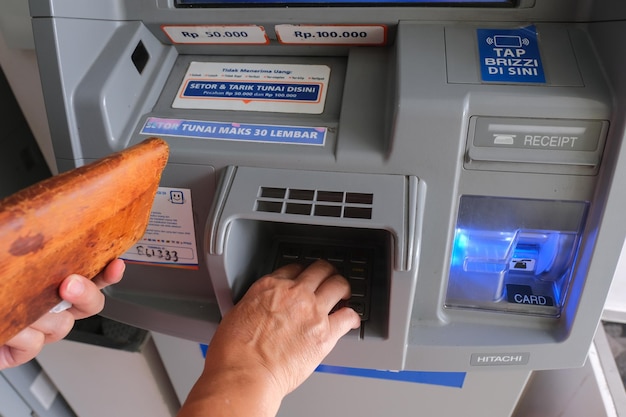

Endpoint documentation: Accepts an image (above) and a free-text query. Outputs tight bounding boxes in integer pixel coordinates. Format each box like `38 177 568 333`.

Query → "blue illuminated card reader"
30 0 626 373
447 196 588 317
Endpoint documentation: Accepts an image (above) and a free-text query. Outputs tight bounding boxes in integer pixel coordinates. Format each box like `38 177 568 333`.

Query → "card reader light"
447 227 581 316
446 196 587 316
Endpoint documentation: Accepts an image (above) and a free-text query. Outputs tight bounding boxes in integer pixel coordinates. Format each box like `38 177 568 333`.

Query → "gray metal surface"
1 361 76 417
29 0 626 373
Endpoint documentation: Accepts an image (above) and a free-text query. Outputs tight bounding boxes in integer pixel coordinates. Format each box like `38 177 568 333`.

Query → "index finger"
294 260 338 293
315 273 352 312
265 263 305 281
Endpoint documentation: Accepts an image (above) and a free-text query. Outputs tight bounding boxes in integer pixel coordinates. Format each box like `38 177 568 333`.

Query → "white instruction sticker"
173 61 331 114
162 25 269 44
121 187 198 269
275 24 387 45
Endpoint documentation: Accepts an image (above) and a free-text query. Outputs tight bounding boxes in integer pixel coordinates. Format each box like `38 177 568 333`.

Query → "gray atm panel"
30 0 626 371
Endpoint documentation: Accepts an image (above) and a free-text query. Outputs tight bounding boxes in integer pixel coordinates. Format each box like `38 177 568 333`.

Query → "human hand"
0 259 125 370
179 260 360 417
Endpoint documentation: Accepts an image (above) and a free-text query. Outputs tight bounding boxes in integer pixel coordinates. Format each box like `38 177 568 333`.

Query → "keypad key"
350 280 367 297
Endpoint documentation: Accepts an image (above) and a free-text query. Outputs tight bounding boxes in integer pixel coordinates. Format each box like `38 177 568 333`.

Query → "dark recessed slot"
344 207 373 219
317 191 344 203
349 265 368 279
131 41 150 75
289 189 315 201
280 246 301 259
256 201 283 213
260 187 286 199
350 248 371 263
314 205 342 217
350 280 367 297
304 248 325 260
327 248 347 262
346 193 373 205
286 203 312 215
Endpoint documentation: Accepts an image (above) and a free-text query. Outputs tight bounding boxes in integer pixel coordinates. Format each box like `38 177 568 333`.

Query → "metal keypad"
273 241 373 320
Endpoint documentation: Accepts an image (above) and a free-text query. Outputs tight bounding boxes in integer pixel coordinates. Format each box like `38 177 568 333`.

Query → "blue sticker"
140 117 327 146
315 365 466 388
182 81 322 102
477 25 545 84
199 345 465 388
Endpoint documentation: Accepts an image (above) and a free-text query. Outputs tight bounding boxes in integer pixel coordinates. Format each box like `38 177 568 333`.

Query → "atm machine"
29 0 626 414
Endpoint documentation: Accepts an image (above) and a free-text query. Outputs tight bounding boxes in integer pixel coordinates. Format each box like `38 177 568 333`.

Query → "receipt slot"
30 0 626 372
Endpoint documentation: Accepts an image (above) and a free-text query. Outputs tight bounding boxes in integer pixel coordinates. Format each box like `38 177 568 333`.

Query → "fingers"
92 258 125 289
59 259 124 319
263 259 358 318
328 306 361 338
315 274 351 311
29 311 74 344
294 260 338 293
58 274 106 320
0 260 125 371
266 263 305 280
0 327 45 369
275 260 355 314
0 311 75 370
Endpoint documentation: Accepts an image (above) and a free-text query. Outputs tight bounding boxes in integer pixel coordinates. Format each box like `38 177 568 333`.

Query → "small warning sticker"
477 25 546 84
173 62 331 114
121 187 198 269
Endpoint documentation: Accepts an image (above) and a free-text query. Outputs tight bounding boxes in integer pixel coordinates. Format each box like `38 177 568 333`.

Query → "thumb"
328 307 361 342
